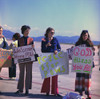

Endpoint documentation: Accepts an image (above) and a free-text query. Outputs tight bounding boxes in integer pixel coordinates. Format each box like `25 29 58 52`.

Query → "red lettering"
73 47 79 56
80 49 85 56
83 65 91 71
73 64 76 70
86 48 92 56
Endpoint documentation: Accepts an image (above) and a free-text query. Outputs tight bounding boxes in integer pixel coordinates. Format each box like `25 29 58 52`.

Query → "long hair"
44 27 54 38
75 30 94 47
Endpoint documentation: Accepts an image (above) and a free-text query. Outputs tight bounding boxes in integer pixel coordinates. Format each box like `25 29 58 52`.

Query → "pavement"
0 42 100 99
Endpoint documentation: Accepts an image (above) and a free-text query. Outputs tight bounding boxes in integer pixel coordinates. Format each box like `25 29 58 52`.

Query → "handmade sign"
0 50 12 68
67 47 73 60
38 51 69 79
13 45 35 64
72 46 93 74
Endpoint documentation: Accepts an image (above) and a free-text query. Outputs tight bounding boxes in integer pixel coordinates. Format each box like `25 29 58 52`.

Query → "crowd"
0 25 100 99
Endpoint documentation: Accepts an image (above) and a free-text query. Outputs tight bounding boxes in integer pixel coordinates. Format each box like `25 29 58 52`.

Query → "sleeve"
3 37 9 49
57 39 61 50
31 38 34 44
53 38 61 51
41 40 47 52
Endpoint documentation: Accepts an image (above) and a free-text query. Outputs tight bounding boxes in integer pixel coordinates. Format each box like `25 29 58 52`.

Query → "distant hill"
3 29 14 39
33 36 100 45
3 29 100 45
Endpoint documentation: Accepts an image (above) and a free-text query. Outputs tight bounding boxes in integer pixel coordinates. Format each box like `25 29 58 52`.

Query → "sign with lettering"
13 45 35 64
72 46 93 74
38 51 69 79
67 47 73 60
0 50 12 68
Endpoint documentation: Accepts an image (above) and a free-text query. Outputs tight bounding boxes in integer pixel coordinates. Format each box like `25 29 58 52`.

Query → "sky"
0 0 100 41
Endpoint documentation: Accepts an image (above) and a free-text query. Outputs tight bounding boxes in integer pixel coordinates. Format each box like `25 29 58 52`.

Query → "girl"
9 33 20 79
15 25 34 95
75 30 95 99
41 27 61 97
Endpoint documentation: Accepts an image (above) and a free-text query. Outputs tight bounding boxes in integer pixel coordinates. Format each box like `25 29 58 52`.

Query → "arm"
41 40 47 52
3 37 9 49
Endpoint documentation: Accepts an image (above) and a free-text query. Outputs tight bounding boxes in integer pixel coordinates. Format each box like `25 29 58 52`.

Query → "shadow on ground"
0 92 62 99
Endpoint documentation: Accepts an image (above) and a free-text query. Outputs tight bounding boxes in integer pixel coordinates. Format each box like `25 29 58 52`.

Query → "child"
9 33 20 79
74 30 95 99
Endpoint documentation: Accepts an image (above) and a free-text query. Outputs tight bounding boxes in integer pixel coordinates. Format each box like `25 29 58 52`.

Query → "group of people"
0 25 99 99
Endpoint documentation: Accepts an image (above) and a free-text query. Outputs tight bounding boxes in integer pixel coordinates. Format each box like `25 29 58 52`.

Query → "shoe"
25 90 29 96
81 96 85 99
11 77 16 80
46 93 49 96
86 95 91 99
0 77 3 80
15 90 23 94
55 94 62 97
0 91 2 94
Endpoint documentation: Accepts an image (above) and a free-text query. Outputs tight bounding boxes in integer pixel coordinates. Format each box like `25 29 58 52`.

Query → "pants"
9 58 16 78
17 62 33 91
41 75 59 95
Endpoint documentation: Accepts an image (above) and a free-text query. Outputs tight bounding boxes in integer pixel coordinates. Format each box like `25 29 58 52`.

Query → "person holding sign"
74 30 95 99
15 25 34 95
9 33 21 80
0 26 9 79
41 27 61 96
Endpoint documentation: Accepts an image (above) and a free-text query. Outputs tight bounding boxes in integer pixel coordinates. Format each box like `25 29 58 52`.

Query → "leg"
17 63 25 92
75 73 84 96
0 68 3 80
85 74 91 99
41 77 50 94
12 58 16 77
25 62 32 91
51 75 59 95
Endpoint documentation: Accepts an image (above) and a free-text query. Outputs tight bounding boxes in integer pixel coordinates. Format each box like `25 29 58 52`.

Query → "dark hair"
21 25 31 34
13 33 21 40
75 30 94 47
44 27 54 38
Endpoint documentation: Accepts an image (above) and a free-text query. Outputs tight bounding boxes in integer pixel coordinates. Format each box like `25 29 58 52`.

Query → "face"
23 28 30 37
82 33 88 41
0 28 3 36
48 29 55 38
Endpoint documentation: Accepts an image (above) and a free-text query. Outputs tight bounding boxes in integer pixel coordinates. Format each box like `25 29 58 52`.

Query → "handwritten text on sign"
13 45 35 64
0 50 12 68
38 51 69 79
72 47 93 74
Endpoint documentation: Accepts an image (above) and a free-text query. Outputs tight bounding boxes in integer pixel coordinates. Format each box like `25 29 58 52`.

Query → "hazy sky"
0 0 100 41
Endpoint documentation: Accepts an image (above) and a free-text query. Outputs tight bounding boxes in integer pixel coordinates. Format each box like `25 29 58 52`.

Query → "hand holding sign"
38 51 69 79
72 46 93 74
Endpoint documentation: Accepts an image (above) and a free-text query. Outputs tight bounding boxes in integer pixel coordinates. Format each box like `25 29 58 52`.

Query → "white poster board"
38 51 69 79
13 45 35 64
72 46 93 74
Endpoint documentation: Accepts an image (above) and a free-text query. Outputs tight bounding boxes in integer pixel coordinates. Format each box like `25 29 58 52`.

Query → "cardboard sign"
38 51 69 79
72 46 93 74
0 50 12 68
67 47 73 60
13 45 35 64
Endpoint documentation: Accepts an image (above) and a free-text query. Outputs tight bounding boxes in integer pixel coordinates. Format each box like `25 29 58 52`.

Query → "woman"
15 25 34 95
9 33 21 79
75 30 95 99
0 26 8 79
41 27 61 96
